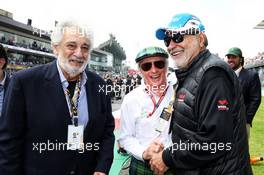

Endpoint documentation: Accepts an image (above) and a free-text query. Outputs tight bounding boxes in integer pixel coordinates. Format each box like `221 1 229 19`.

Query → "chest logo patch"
217 99 229 111
178 93 186 102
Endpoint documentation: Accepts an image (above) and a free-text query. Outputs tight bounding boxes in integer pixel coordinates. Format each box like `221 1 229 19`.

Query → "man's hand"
142 139 164 160
93 172 106 175
150 151 168 175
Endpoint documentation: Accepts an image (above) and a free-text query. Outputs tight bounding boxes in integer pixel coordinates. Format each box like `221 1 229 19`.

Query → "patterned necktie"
67 81 77 99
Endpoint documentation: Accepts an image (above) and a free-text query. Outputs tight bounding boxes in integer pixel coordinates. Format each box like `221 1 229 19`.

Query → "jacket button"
69 171 76 175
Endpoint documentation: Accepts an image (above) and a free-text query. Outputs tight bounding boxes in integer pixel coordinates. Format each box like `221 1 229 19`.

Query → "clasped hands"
142 139 169 175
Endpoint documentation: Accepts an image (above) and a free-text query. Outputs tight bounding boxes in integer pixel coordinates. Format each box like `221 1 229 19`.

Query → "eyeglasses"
164 28 200 47
140 60 165 72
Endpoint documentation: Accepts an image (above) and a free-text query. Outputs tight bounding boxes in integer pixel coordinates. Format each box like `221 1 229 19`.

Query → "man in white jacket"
119 46 176 175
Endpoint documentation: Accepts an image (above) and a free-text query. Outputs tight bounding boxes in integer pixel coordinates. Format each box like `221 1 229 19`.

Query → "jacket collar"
175 49 210 84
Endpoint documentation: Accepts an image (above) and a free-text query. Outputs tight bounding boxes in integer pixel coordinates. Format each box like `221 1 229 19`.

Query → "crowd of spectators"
7 55 43 76
0 37 54 75
244 51 264 66
103 74 142 102
1 36 52 53
8 56 42 67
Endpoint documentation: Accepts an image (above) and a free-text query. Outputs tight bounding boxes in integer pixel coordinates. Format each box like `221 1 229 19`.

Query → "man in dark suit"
0 20 115 175
0 44 10 116
226 47 261 138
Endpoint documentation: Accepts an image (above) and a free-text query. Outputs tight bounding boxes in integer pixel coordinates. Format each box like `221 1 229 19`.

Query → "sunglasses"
164 29 200 47
140 60 165 72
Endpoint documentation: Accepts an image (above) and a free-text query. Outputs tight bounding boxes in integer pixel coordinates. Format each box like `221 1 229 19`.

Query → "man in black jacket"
226 47 261 138
150 13 252 175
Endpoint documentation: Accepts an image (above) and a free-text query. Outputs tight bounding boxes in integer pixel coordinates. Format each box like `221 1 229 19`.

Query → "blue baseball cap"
156 13 205 40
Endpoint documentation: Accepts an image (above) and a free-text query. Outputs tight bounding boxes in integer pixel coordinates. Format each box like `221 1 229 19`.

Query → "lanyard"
65 76 81 126
144 85 169 118
155 84 177 134
166 84 177 114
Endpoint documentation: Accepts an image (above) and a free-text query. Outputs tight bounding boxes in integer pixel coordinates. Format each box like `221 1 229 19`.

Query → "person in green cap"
118 46 176 175
226 47 261 139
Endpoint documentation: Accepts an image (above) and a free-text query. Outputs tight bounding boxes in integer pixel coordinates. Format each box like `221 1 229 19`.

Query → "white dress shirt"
118 82 175 161
235 66 243 77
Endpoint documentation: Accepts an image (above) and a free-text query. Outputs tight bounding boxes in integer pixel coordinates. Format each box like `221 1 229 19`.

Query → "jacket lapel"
43 61 72 126
84 71 97 136
238 67 245 78
3 72 10 98
44 64 98 136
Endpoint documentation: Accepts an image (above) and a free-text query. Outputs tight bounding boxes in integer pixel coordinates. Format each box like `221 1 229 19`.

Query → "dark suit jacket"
238 68 261 125
3 71 10 93
0 61 115 175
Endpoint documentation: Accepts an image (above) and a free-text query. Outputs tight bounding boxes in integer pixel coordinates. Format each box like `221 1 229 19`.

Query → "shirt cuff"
132 145 146 161
162 148 174 168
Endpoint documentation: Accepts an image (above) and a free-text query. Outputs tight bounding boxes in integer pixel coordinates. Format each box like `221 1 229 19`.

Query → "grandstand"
98 34 126 73
0 9 55 74
0 9 126 76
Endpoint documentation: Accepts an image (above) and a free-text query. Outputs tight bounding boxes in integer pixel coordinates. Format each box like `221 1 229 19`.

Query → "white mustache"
169 48 182 53
69 57 84 63
169 48 184 55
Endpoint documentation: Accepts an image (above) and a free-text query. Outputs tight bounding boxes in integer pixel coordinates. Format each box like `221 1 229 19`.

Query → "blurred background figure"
0 44 10 117
226 47 261 138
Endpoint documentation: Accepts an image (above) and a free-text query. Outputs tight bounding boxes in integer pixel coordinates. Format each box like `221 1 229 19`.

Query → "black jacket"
239 68 261 125
163 50 252 175
0 61 115 175
3 71 10 94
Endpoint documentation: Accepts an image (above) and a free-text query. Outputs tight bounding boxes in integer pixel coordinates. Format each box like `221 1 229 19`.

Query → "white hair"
50 20 94 52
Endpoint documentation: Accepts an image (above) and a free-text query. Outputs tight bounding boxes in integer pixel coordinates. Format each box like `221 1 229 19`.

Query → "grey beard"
58 58 88 78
